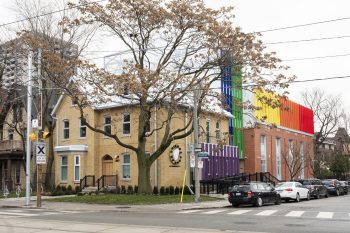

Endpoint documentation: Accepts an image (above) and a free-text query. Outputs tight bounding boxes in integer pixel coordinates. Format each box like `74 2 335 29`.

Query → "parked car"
275 182 310 202
228 182 281 207
322 179 345 196
339 181 349 194
298 179 329 199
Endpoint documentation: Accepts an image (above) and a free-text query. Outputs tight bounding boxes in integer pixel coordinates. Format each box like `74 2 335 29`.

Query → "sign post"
36 142 46 207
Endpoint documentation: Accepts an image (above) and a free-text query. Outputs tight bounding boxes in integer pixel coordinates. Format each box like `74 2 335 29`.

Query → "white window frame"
276 138 281 180
104 116 112 135
122 113 131 135
61 155 68 182
300 142 304 179
122 154 131 179
261 135 267 172
74 155 80 182
79 119 87 138
63 119 69 139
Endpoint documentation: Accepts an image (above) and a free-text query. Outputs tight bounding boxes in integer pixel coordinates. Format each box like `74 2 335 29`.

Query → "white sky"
1 0 350 113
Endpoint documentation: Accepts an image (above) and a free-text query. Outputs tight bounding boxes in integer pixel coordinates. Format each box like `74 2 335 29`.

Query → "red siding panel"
299 105 314 134
280 98 300 131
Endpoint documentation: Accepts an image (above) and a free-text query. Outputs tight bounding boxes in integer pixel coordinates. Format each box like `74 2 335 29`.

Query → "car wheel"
275 195 281 205
255 197 263 207
325 192 329 198
307 192 310 201
315 191 320 199
232 203 239 207
285 199 289 203
295 193 300 202
336 189 340 196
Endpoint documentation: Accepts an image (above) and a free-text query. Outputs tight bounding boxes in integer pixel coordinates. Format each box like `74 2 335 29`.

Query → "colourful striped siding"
254 90 280 126
280 98 300 131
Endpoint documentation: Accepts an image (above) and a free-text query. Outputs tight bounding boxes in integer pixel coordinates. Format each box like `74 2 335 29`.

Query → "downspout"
154 108 158 187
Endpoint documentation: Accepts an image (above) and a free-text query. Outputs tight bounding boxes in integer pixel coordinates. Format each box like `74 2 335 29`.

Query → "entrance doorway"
102 155 113 176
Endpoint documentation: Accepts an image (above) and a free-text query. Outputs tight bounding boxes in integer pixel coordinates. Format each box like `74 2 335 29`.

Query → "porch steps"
81 186 98 194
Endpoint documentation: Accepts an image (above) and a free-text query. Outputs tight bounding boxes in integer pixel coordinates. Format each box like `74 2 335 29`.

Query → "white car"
275 182 310 202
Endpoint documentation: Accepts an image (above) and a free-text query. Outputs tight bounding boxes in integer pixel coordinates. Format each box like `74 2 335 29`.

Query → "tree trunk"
45 127 54 190
137 157 151 194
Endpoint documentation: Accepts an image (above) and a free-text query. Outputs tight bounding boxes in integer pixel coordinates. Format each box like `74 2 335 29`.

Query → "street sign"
190 156 195 168
36 142 46 164
198 160 203 169
32 119 38 129
197 152 209 158
194 147 202 152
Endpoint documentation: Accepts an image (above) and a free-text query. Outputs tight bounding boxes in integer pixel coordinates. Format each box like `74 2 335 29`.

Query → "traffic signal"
29 132 37 141
42 131 51 139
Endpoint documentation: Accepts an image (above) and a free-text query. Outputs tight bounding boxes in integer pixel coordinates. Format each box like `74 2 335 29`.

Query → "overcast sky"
1 0 350 113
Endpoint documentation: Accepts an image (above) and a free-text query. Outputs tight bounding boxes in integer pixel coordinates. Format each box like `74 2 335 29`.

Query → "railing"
80 175 95 190
200 172 281 195
97 175 118 191
0 140 23 152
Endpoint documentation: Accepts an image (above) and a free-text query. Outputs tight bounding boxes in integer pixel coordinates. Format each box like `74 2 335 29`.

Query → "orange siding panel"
280 98 300 131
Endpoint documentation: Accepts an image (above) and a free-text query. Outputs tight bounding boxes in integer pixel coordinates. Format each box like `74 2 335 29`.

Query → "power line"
0 0 107 28
265 35 350 45
258 15 350 33
283 53 350 62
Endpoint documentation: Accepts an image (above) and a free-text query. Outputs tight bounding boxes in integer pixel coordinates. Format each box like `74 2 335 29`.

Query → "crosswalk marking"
256 210 277 216
316 212 333 219
0 211 38 217
285 211 305 217
178 210 202 214
201 210 226 214
228 210 252 215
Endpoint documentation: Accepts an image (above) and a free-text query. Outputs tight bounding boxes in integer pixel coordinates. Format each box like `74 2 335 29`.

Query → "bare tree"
8 0 97 188
282 141 312 181
52 0 296 194
302 88 343 177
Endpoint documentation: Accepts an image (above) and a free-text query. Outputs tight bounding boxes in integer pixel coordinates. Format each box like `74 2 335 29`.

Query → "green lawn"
46 194 220 205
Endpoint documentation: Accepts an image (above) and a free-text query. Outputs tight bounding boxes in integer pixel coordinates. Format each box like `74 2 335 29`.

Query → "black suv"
228 182 281 207
298 179 328 199
322 179 345 196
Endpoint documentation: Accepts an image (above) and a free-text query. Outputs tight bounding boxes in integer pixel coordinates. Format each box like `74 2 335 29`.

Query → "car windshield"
231 185 250 192
322 180 332 185
276 182 294 187
300 180 312 185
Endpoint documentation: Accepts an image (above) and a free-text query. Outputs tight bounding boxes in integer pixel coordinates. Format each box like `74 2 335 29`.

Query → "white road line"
316 212 334 219
178 210 202 214
256 210 278 216
0 211 38 217
201 210 226 214
228 210 252 215
285 211 305 217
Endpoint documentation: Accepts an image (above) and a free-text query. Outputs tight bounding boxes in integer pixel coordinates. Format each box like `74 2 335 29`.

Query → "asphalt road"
1 194 350 233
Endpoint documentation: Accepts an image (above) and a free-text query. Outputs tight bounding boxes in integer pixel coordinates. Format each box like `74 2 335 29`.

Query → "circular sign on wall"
170 144 182 165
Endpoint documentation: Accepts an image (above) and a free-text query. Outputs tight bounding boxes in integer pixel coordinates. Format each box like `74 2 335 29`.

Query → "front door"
102 155 114 187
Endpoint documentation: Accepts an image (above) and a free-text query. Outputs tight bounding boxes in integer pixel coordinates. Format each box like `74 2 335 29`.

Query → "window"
74 155 80 182
300 142 304 179
71 98 78 106
63 120 69 139
79 119 86 138
122 154 131 179
15 162 21 184
122 113 130 135
104 116 111 134
215 121 221 140
276 138 281 180
8 129 14 140
260 135 267 172
206 119 211 143
288 140 293 164
61 156 68 182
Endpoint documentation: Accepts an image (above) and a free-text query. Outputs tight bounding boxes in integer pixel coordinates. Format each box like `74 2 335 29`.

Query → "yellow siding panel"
254 89 280 126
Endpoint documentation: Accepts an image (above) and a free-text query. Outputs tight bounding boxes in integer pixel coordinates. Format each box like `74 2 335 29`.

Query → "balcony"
0 140 23 152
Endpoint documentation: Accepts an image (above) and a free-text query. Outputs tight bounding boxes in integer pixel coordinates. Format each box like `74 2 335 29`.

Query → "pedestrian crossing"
0 208 89 218
178 208 350 220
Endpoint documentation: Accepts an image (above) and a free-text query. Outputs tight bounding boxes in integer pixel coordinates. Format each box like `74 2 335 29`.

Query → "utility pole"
37 48 42 208
25 50 33 206
193 89 200 203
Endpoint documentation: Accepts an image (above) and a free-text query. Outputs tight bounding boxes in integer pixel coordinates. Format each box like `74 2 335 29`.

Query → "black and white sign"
36 142 46 164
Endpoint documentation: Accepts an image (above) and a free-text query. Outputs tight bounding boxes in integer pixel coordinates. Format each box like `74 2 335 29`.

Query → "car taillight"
285 188 293 192
247 191 253 197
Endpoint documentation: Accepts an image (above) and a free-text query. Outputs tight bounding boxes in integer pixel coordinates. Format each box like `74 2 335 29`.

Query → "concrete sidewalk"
0 195 230 212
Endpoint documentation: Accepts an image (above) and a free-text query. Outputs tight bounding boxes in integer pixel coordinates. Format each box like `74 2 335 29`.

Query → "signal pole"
193 89 200 203
37 48 42 207
25 50 33 206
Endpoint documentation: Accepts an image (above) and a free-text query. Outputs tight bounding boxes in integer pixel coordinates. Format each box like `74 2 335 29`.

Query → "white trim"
256 121 314 137
74 155 81 182
55 145 88 152
51 94 64 116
